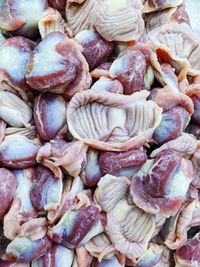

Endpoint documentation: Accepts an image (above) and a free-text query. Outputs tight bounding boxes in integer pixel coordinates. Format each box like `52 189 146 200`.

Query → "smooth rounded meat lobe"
0 135 39 169
30 165 62 211
0 0 48 38
26 32 90 98
0 168 17 219
91 77 124 94
0 37 35 91
34 92 66 140
99 149 147 176
33 243 74 266
0 0 24 31
143 149 182 197
75 30 114 71
80 148 103 187
25 33 76 91
110 50 147 94
48 205 102 249
131 149 193 217
4 235 52 263
153 106 190 145
191 96 200 126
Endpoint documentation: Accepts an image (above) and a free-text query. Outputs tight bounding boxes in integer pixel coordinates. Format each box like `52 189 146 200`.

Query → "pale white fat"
75 29 97 44
165 170 191 198
17 0 46 28
29 34 64 76
0 46 29 81
14 170 34 213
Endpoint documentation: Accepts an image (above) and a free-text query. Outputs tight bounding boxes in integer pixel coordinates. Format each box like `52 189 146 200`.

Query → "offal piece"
93 0 144 42
67 90 162 151
48 204 104 249
37 139 87 178
131 149 194 217
150 86 193 144
66 0 96 35
0 168 17 220
75 30 114 71
95 175 155 259
32 244 74 267
80 148 103 187
91 77 124 94
145 5 190 32
148 23 200 72
99 149 147 178
0 0 48 37
109 44 152 94
30 165 63 211
3 236 51 263
0 1 199 266
34 92 66 141
0 134 39 169
0 37 35 101
25 32 91 98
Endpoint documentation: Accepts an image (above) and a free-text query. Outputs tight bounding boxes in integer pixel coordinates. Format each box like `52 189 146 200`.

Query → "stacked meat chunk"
0 0 200 266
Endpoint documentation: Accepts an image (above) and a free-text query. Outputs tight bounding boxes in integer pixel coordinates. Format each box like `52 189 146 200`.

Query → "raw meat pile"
0 0 200 266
